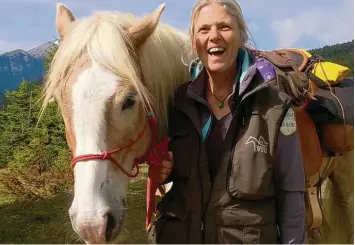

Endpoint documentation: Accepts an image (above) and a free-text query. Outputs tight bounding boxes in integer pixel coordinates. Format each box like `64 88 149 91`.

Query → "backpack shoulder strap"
257 49 310 106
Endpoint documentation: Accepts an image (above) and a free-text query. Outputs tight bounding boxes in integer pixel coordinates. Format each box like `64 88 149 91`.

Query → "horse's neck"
142 32 192 139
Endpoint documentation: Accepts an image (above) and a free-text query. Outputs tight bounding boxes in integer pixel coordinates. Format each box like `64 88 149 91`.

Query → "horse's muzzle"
70 208 124 244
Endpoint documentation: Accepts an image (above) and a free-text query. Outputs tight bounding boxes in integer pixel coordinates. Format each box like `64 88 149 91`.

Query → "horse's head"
42 3 190 243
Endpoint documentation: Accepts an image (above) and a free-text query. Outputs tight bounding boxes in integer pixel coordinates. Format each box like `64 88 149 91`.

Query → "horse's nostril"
105 212 116 241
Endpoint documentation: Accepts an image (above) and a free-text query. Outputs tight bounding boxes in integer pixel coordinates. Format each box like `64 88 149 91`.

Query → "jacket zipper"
194 131 205 243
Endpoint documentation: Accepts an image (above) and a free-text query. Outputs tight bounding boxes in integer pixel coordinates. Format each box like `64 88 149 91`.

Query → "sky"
0 0 354 54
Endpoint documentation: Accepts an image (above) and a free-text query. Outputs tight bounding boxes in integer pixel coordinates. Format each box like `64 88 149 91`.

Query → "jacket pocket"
243 225 278 244
157 181 190 221
226 114 275 200
216 223 261 244
154 212 190 244
217 208 277 244
243 226 260 244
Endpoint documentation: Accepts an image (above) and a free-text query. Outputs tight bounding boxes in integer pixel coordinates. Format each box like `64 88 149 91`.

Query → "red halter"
70 111 170 231
71 119 148 177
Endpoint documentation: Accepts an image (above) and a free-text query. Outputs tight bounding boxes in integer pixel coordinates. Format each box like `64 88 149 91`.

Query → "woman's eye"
122 97 135 111
198 28 209 34
221 25 230 31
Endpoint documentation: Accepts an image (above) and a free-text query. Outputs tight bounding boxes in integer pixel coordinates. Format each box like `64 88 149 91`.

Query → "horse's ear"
128 3 166 48
56 3 75 41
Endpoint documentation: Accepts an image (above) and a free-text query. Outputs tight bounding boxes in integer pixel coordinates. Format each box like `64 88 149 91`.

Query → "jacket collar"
172 48 260 136
187 48 257 98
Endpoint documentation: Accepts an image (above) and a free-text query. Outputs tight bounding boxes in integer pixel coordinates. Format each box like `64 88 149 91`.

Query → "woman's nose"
209 26 221 42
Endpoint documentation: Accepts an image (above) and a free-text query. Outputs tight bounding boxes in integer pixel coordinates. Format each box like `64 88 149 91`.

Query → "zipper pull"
242 116 245 126
201 221 204 231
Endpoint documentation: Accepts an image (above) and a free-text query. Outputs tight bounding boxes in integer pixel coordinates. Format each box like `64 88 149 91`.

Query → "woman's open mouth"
208 47 226 57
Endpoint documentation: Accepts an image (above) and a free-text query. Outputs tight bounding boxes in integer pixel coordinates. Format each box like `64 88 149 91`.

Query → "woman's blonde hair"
189 0 249 46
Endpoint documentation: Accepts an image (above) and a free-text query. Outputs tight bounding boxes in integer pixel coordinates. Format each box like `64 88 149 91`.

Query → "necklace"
207 87 230 109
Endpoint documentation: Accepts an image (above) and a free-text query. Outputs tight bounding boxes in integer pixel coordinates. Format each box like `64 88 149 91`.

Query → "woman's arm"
274 130 306 244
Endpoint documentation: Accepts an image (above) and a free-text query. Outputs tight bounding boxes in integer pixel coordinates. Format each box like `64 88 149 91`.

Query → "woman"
154 0 306 243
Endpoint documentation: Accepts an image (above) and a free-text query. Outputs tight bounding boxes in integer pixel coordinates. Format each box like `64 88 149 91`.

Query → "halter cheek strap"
135 112 171 231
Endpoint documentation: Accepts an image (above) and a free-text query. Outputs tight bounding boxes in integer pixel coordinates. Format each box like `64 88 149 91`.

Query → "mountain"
0 41 57 93
27 41 58 58
0 49 44 92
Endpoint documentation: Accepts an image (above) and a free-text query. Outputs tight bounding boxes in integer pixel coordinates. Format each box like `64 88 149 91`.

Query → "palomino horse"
41 3 353 244
41 3 192 243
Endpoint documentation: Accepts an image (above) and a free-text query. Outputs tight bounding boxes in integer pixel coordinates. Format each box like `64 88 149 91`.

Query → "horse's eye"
122 97 135 111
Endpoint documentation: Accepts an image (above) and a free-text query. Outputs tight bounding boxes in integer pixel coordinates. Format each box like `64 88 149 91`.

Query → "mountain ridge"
0 40 57 93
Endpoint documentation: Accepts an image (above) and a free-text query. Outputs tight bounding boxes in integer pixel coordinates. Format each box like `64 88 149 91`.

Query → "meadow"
0 168 149 243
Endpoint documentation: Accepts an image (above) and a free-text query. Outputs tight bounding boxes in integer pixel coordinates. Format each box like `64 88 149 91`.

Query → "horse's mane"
42 10 193 136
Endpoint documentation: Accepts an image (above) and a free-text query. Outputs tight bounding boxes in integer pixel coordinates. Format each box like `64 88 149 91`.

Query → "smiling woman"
149 0 308 244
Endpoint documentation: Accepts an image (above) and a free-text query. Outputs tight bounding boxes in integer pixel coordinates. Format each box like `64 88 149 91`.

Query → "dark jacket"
150 51 306 244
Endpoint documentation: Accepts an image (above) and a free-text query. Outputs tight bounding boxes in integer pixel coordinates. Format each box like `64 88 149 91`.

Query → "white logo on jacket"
245 136 268 154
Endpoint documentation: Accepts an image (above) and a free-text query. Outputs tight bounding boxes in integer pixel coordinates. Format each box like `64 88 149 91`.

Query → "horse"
41 2 353 244
41 3 192 243
310 150 354 244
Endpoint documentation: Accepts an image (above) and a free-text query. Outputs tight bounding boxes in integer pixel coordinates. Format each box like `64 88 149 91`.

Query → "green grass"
0 168 149 244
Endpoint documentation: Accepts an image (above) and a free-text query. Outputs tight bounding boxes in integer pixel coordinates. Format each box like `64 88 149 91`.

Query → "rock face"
0 49 44 92
27 41 57 58
0 41 57 93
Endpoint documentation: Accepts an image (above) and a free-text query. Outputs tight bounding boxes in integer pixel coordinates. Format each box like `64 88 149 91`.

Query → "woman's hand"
159 151 173 183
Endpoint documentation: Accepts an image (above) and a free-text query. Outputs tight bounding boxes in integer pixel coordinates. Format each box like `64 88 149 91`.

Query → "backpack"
257 48 353 230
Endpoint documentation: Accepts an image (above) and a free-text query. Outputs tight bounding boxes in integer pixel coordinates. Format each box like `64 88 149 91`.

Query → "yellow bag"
295 49 350 86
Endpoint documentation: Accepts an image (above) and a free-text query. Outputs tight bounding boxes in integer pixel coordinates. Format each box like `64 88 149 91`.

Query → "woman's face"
193 2 241 73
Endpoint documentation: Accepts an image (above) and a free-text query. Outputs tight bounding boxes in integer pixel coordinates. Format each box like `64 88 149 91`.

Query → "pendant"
218 101 224 109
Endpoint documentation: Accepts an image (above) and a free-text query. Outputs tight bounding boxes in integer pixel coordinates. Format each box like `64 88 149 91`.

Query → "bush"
0 166 73 201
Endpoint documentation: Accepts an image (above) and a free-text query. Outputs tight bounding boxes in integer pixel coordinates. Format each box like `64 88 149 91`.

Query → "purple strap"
255 58 276 82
